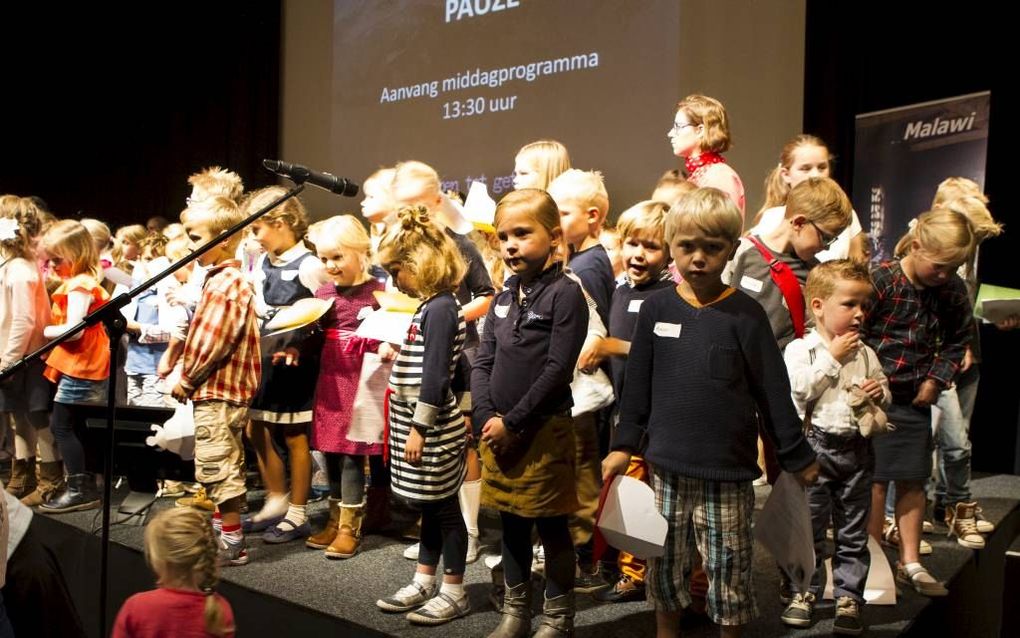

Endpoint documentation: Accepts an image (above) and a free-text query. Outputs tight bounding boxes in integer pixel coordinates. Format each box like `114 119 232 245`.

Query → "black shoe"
573 565 608 594
593 575 646 603
40 473 100 513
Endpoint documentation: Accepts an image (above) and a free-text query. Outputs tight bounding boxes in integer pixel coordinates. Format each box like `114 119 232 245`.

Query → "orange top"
44 274 111 382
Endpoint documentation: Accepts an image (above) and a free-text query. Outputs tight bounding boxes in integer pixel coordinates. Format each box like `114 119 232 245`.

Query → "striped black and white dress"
388 292 467 504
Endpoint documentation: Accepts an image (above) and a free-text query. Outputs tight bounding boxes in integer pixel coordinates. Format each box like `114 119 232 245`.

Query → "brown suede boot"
325 501 364 559
6 457 37 499
20 460 63 507
306 498 341 549
362 485 390 533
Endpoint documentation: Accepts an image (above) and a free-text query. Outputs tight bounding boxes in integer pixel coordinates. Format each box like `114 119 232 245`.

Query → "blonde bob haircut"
664 187 743 245
242 186 310 243
40 219 102 279
784 177 853 230
547 169 609 220
932 177 987 208
616 200 670 244
392 161 442 205
188 166 244 203
515 140 572 190
676 94 732 154
0 194 45 260
894 208 976 268
804 259 873 304
494 188 561 237
376 206 466 299
307 214 372 275
144 508 232 637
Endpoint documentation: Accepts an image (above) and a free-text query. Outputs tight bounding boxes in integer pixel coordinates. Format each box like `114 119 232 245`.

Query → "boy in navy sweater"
603 188 819 637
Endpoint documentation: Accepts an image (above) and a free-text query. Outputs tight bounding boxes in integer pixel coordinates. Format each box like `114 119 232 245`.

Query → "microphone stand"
0 181 306 638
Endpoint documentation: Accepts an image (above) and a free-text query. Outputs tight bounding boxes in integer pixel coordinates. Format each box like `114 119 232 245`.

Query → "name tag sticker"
628 299 643 313
653 322 682 338
740 275 764 293
494 304 510 318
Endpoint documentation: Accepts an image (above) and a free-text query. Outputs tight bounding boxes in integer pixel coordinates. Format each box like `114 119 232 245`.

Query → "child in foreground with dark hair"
603 188 818 638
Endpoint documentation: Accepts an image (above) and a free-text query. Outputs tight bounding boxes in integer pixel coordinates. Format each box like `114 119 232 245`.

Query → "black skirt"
248 327 323 425
871 402 933 482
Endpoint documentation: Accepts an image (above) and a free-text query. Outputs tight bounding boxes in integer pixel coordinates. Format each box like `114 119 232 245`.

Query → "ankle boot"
325 501 364 558
5 457 37 499
21 460 64 507
362 485 391 533
40 473 100 513
306 498 341 549
487 581 531 638
533 592 575 637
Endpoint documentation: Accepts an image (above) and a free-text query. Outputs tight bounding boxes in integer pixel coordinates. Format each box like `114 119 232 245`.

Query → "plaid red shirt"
179 261 261 405
862 261 972 398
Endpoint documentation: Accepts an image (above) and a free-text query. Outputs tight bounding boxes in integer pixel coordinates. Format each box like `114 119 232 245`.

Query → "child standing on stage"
243 187 329 543
512 140 571 191
304 216 393 558
473 189 590 637
113 508 235 638
171 197 261 566
587 200 674 605
0 196 62 506
374 207 471 625
780 260 890 635
603 188 819 638
36 220 111 514
862 209 974 597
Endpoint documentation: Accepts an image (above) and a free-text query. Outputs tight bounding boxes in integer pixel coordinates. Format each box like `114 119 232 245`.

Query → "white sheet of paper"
822 536 897 605
347 352 391 444
597 476 667 559
355 309 414 344
978 298 1020 323
753 472 816 594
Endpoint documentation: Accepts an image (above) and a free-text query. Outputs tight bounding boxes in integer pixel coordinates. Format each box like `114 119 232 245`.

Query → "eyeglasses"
669 121 697 135
809 221 840 249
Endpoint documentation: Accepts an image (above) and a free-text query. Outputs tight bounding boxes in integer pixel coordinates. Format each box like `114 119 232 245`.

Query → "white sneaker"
975 507 995 534
377 580 437 612
465 533 480 564
403 542 420 560
406 591 470 625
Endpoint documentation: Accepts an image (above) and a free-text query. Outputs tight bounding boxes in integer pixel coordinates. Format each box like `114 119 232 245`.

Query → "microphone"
262 160 359 197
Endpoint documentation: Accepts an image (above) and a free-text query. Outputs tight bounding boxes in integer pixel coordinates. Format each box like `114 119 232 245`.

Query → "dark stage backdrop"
0 2 282 228
804 2 1020 475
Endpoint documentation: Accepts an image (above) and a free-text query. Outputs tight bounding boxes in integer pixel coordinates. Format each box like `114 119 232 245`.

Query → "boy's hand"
481 417 513 452
960 346 973 373
170 383 191 404
271 347 300 366
405 427 424 466
577 337 606 374
858 378 884 402
377 342 397 362
828 332 860 364
794 460 820 487
601 450 631 483
912 379 940 407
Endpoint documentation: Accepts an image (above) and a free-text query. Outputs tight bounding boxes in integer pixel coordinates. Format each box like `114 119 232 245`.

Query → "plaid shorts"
648 468 758 626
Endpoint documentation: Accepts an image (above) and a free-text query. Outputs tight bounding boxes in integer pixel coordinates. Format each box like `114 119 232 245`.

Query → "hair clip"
201 586 215 596
0 218 20 242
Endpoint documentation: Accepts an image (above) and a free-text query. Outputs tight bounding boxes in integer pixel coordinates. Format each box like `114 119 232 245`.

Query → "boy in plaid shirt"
172 196 260 566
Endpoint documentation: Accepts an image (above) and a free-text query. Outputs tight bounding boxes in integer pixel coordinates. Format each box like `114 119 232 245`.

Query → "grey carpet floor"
52 474 1019 637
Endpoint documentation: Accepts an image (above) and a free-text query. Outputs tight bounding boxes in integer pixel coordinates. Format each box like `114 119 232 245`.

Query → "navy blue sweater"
471 263 589 435
614 287 815 481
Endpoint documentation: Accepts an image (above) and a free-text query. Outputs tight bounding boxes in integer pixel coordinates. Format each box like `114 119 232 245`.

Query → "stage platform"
36 474 1020 637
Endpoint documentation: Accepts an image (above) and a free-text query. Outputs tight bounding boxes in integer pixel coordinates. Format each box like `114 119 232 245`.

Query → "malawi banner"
852 91 991 262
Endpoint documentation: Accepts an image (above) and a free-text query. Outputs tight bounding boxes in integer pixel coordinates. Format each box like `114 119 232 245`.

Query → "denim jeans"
933 366 979 508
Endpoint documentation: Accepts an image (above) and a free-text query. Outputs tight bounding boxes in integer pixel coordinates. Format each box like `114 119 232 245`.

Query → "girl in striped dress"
374 207 471 626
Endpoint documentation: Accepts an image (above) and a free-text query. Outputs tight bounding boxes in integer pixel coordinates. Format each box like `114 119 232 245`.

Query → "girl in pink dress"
305 215 395 558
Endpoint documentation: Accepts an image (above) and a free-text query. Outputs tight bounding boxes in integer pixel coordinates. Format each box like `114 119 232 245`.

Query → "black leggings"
49 402 86 475
417 495 467 576
501 512 574 597
324 452 366 505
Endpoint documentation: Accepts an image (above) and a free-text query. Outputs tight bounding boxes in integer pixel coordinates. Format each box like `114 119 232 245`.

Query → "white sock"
253 492 289 522
413 572 436 588
458 479 481 537
440 581 465 598
285 503 307 526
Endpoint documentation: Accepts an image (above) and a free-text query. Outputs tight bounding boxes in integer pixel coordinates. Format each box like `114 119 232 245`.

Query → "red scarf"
684 151 726 180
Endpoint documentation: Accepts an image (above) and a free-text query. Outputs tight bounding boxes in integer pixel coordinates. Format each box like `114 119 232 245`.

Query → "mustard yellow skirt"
480 414 579 518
